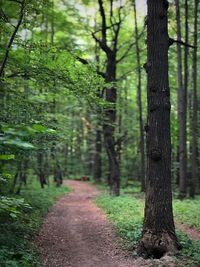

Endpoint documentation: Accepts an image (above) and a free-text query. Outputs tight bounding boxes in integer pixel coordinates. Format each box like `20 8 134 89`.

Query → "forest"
0 0 200 266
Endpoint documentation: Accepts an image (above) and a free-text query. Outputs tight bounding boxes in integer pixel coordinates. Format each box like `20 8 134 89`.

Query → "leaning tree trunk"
137 0 180 258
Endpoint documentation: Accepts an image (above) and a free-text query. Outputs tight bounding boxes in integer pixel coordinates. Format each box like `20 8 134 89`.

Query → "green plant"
0 179 69 267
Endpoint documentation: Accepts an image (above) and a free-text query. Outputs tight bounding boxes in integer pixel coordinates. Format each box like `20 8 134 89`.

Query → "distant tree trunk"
94 0 122 195
104 52 120 195
54 161 63 187
189 0 199 198
133 0 145 192
178 0 188 198
175 0 183 187
117 90 122 163
63 144 69 177
93 127 102 183
93 34 102 183
137 0 179 258
37 152 47 189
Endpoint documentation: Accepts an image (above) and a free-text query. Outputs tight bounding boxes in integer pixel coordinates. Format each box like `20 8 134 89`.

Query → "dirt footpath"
36 180 148 267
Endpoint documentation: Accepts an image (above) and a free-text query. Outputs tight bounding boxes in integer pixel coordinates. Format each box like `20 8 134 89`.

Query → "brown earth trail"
36 180 148 267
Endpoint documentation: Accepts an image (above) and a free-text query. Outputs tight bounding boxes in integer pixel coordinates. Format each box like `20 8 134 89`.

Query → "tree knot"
149 148 162 161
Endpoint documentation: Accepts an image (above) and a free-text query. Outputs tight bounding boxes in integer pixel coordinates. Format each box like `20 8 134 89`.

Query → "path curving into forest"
36 180 148 267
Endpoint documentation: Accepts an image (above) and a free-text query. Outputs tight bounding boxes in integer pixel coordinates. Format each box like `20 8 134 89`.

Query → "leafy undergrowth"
173 197 200 228
96 192 200 266
96 194 144 250
0 180 69 267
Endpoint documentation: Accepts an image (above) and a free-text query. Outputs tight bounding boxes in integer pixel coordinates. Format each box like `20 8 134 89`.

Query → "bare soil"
36 180 148 267
176 223 200 241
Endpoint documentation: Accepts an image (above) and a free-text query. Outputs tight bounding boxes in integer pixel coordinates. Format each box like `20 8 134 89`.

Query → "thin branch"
169 38 197 48
116 23 146 63
75 55 106 78
116 70 134 81
116 42 135 63
0 0 26 77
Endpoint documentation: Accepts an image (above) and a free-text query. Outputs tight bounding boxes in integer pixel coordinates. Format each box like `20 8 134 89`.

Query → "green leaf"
0 154 15 160
3 139 35 149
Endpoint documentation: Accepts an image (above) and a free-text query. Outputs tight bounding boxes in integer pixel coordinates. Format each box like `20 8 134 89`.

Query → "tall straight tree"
190 0 199 197
93 37 102 183
178 0 188 198
133 0 145 192
137 0 179 257
175 0 183 189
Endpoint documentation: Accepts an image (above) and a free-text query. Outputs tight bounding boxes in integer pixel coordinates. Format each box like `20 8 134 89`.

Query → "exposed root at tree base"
137 231 181 259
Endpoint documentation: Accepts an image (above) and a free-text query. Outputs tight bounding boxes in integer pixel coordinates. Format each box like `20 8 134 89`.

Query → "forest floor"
35 180 200 267
176 223 200 241
35 180 150 267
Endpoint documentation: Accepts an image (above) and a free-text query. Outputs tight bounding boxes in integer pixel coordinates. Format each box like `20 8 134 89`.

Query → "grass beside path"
95 187 200 266
0 180 69 267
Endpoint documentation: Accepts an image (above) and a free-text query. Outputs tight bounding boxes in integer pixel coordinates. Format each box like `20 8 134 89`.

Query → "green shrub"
0 180 69 267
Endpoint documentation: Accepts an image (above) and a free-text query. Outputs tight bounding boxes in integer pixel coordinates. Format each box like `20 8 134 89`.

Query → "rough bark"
133 0 146 192
190 0 199 198
137 0 180 258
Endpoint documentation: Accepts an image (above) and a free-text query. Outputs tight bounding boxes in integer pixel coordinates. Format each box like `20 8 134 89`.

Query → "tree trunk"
175 0 183 190
137 0 180 258
104 54 120 196
93 128 102 183
178 0 188 198
38 152 47 189
189 0 199 198
54 161 63 187
133 0 146 192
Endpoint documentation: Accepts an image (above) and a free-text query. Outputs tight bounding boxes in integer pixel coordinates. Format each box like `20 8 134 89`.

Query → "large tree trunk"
133 0 145 192
190 0 199 198
137 0 179 258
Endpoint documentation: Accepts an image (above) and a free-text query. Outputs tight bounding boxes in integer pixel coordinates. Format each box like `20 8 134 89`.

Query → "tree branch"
75 55 106 78
98 0 107 46
0 0 26 77
91 32 112 55
169 38 197 49
116 23 146 63
116 42 135 63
